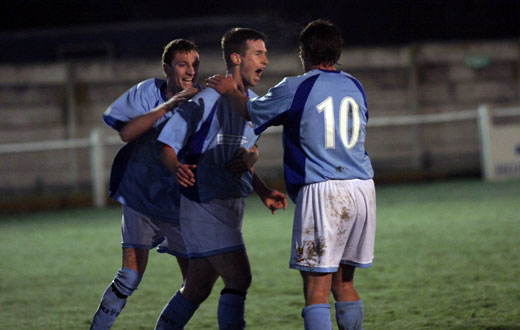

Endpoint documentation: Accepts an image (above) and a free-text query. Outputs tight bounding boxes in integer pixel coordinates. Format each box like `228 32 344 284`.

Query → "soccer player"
207 20 376 330
154 28 288 330
90 39 259 329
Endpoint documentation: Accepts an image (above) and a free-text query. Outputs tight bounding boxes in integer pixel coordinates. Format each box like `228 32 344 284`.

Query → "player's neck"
228 68 248 96
306 63 336 72
165 83 182 99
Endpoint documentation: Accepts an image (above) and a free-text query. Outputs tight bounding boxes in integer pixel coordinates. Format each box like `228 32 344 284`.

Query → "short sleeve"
103 80 157 131
157 99 203 152
247 78 294 134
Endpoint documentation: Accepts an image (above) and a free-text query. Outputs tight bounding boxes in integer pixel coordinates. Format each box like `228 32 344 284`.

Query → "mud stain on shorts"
296 237 327 268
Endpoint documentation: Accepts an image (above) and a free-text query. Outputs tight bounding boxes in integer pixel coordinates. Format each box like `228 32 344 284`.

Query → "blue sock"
217 290 247 330
335 300 364 330
90 268 142 330
302 304 332 330
155 291 198 330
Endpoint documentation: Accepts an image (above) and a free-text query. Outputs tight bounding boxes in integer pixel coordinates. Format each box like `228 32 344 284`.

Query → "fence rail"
0 106 519 207
261 106 520 135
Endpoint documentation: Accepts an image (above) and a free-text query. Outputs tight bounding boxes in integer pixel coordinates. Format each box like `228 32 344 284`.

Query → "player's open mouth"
255 68 264 77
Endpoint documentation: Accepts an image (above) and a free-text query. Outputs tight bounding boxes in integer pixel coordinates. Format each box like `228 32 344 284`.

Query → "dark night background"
0 0 519 63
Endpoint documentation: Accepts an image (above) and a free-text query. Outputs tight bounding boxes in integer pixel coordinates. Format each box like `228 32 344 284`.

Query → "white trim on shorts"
289 179 376 273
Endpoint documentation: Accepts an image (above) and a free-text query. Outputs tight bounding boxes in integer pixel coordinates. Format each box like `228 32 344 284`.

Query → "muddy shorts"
289 179 376 272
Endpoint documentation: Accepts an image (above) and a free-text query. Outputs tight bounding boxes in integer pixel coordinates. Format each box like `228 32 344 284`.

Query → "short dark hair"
221 28 266 68
299 19 343 66
162 39 199 66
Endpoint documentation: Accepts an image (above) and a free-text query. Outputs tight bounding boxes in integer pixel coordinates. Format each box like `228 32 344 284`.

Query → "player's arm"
159 145 196 187
205 75 251 121
224 144 259 176
251 168 288 214
119 87 199 142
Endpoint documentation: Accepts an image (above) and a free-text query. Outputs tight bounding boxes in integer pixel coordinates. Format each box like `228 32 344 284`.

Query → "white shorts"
121 205 187 258
290 179 376 272
180 195 245 259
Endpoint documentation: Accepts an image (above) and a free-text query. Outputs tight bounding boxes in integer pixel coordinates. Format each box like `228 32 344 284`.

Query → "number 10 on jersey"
316 96 360 150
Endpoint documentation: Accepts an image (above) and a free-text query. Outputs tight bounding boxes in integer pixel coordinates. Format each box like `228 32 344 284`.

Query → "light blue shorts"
121 205 187 258
179 195 245 259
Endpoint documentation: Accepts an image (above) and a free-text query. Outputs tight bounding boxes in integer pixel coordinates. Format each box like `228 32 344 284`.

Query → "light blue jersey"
248 69 374 202
158 88 259 202
103 78 180 222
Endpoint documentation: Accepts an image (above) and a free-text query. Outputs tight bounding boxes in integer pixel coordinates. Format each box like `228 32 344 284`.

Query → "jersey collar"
317 68 340 73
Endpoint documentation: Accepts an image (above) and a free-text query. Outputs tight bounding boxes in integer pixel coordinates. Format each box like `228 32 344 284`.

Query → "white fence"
478 106 520 180
0 106 519 208
0 131 121 207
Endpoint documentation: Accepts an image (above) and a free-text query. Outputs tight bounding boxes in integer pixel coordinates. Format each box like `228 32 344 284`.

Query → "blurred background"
1 0 519 212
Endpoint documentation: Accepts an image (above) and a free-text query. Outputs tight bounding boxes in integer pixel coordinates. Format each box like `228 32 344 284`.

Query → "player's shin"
335 300 364 330
302 304 332 330
155 290 199 330
217 288 247 330
90 268 143 330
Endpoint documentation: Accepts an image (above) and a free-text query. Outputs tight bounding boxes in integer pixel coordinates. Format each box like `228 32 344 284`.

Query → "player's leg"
90 206 159 330
157 218 190 284
155 195 227 329
90 248 147 330
300 271 333 330
207 250 252 330
153 225 194 330
160 195 249 329
290 180 362 330
176 256 189 281
301 271 332 305
122 246 149 272
331 264 359 301
331 265 363 330
199 197 250 330
155 257 219 330
332 179 376 330
182 257 220 304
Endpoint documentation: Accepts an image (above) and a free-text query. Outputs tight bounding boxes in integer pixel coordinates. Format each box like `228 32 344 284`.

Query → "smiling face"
238 39 268 88
164 50 200 95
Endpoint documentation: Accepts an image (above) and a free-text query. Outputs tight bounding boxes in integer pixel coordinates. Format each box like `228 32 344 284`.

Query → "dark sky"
2 0 519 44
1 0 519 63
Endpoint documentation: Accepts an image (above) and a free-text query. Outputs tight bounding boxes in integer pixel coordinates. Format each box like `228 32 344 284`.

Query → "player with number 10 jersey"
249 68 373 201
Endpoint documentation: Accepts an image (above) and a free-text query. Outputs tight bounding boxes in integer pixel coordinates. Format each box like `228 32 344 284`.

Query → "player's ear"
230 53 241 65
163 63 171 76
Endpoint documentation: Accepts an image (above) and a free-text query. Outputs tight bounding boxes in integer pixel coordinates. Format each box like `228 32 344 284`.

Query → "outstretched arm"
224 145 259 176
119 87 199 142
205 75 251 121
159 145 196 187
252 168 288 214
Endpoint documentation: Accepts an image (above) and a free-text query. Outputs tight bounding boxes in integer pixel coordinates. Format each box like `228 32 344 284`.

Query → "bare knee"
183 279 214 304
182 259 219 305
331 280 357 299
122 247 149 274
222 269 252 292
208 250 252 292
302 272 332 305
331 265 359 301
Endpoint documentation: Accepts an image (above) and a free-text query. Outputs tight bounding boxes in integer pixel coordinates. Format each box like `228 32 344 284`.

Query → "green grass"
1 179 519 329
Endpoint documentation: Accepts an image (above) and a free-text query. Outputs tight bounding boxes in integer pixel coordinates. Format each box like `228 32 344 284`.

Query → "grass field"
1 179 519 330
